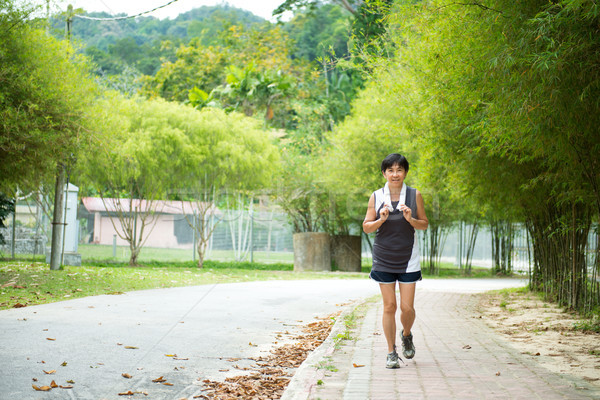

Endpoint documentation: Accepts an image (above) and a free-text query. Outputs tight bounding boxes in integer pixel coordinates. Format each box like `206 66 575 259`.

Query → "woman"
363 153 429 369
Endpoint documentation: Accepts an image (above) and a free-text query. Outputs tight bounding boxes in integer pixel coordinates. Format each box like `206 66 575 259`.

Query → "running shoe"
401 330 415 359
386 345 401 369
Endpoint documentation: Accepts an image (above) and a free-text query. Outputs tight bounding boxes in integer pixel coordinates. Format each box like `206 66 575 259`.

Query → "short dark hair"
381 153 409 173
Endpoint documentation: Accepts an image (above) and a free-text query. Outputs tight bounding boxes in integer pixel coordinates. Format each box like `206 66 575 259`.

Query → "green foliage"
285 4 352 62
340 0 599 312
0 13 99 194
209 63 296 123
275 150 330 233
50 5 264 79
350 0 392 58
80 95 279 195
77 94 279 265
143 22 295 105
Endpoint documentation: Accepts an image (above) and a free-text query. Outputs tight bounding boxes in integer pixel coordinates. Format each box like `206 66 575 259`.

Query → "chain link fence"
2 201 597 272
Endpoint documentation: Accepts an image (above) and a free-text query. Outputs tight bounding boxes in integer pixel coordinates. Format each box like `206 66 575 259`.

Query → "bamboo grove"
328 0 599 314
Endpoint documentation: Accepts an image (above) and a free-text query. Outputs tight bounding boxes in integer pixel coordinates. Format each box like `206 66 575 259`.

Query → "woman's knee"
383 302 397 314
400 303 415 315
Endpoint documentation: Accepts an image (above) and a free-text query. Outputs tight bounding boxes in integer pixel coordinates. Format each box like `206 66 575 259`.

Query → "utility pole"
49 5 73 271
11 195 16 259
49 164 66 270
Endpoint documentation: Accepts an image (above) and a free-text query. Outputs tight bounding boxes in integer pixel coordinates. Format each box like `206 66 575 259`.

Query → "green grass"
77 244 295 264
573 318 600 333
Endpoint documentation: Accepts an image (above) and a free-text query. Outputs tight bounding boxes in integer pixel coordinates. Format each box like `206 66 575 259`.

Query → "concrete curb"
281 298 370 400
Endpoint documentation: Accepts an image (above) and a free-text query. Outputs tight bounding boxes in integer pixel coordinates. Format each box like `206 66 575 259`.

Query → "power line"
74 0 180 21
98 0 115 15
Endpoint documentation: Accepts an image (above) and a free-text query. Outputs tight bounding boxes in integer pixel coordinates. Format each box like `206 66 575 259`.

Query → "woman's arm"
400 190 429 230
363 193 389 234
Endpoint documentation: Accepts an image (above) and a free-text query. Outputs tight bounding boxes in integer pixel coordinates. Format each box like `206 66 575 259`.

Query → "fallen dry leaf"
50 380 58 388
165 354 177 357
43 370 56 375
152 376 166 383
59 385 73 389
66 380 75 384
61 361 68 367
118 390 135 396
163 382 174 386
462 345 472 350
173 357 189 360
352 363 365 368
124 346 138 349
122 373 132 379
201 314 336 400
13 303 27 308
496 371 501 376
46 338 56 341
32 385 51 391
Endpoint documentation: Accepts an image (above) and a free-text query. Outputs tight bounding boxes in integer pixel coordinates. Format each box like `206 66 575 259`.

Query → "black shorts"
369 270 422 284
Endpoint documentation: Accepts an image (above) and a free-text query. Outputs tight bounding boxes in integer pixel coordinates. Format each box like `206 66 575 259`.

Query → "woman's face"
382 163 407 187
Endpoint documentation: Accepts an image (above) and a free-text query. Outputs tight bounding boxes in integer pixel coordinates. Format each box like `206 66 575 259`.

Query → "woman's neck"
389 190 401 201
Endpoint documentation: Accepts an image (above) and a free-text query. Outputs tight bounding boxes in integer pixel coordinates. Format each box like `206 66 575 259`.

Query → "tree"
0 3 99 195
79 95 279 267
274 0 363 17
207 64 296 124
78 95 189 265
284 3 352 62
141 22 295 103
175 107 279 267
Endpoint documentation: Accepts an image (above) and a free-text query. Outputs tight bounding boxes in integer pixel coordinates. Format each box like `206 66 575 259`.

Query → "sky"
46 0 290 21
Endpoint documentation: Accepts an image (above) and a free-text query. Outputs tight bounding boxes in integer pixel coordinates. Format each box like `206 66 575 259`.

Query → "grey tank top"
372 186 419 273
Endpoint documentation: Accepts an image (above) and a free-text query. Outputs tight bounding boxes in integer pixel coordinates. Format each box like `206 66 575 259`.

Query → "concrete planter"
331 234 362 272
293 232 331 272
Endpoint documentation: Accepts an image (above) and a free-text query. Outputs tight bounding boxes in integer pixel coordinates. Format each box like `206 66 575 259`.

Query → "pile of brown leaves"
198 315 336 400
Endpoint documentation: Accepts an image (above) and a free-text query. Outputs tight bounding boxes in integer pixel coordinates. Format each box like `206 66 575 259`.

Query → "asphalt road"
0 278 526 400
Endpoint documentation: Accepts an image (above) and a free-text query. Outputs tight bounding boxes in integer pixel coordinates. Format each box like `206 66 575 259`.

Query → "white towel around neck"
383 182 407 212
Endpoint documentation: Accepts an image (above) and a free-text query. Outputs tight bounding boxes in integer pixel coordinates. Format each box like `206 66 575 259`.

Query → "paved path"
3 277 566 400
0 279 379 400
283 285 600 400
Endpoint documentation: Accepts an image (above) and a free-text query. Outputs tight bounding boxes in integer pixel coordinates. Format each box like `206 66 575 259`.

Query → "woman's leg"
379 283 398 353
398 282 416 336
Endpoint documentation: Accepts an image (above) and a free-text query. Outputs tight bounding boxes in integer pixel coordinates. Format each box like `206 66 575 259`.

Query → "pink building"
80 197 216 249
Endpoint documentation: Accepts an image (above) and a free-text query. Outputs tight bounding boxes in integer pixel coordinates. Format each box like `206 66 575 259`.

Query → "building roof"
81 197 218 215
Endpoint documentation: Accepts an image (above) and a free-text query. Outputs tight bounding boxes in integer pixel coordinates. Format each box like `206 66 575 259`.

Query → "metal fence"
2 204 598 271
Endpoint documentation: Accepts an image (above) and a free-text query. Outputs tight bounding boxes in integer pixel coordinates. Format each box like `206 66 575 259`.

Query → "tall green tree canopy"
77 94 280 264
0 1 99 194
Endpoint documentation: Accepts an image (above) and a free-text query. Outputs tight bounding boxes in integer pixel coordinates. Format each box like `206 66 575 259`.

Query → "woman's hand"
379 207 390 223
400 204 412 221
